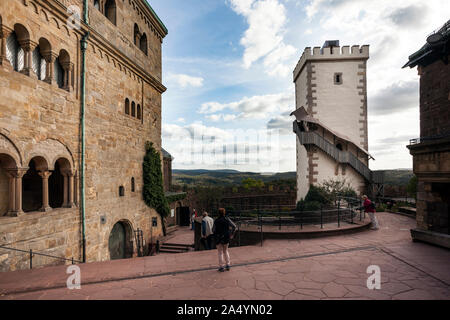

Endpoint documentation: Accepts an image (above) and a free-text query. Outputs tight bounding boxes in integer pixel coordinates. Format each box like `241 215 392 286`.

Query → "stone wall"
0 207 81 272
0 0 167 271
419 54 450 138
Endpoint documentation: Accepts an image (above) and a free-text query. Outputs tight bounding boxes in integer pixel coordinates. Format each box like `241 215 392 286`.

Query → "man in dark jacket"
213 208 236 272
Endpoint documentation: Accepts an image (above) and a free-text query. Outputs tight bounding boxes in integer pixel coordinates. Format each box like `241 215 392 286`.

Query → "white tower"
292 41 373 201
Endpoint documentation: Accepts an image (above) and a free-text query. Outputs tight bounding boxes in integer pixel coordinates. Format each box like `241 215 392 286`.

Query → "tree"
143 142 169 236
319 178 357 204
242 178 264 190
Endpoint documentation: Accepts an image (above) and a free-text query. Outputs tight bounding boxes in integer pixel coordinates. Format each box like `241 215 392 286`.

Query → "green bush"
376 203 386 212
320 178 357 203
296 199 322 212
304 184 330 205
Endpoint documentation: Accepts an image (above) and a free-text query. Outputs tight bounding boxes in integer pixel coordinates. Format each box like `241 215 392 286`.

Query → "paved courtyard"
0 212 449 300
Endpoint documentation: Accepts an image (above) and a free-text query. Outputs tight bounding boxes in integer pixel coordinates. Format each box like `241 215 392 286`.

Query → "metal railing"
0 245 82 270
217 197 367 248
409 133 450 145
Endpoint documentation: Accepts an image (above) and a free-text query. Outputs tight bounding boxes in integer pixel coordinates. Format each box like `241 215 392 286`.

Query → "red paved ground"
0 212 449 300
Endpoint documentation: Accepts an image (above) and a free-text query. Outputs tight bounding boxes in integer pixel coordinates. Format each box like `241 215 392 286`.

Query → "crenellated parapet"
293 45 369 81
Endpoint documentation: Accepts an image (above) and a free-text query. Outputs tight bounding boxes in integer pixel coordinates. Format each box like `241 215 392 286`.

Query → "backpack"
369 201 376 210
226 217 237 239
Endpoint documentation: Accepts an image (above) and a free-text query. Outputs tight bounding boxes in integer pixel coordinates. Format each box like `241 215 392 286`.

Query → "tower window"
131 177 135 192
334 73 343 85
119 186 125 197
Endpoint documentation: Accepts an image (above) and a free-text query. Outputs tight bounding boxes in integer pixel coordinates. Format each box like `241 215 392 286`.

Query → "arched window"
36 38 51 82
125 98 130 115
54 57 64 88
22 157 48 213
131 101 135 117
140 33 147 55
49 158 72 209
105 0 116 25
137 104 141 120
131 177 135 192
134 24 140 46
49 161 64 208
56 50 71 90
6 32 24 72
0 153 18 216
94 0 100 10
32 46 47 81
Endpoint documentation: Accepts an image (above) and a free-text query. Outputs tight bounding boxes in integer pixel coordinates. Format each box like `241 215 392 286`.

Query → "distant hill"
172 169 296 187
172 169 413 187
375 169 414 186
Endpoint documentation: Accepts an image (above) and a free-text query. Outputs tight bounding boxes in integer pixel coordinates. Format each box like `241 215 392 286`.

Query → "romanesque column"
38 170 52 212
0 26 13 69
61 61 73 91
42 51 57 85
14 169 27 215
18 39 37 78
62 171 69 207
5 170 16 216
68 172 75 208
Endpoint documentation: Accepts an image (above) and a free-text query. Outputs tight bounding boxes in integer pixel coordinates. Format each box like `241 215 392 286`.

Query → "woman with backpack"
362 195 379 230
213 208 236 272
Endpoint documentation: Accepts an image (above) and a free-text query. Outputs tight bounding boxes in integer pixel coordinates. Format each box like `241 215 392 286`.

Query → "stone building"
291 40 382 202
404 20 450 248
162 148 189 228
0 0 168 271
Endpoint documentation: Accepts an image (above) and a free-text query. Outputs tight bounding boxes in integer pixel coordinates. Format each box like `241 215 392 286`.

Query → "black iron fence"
375 196 416 208
0 245 82 270
198 197 367 249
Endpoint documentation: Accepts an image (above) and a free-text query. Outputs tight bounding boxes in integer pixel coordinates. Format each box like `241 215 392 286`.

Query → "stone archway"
108 220 133 260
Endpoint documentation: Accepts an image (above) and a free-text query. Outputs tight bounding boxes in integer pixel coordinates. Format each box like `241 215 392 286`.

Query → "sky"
148 0 450 173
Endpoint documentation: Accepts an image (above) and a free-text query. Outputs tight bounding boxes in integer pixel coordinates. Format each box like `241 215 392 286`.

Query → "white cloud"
163 122 233 141
206 114 238 122
199 91 294 121
166 73 204 88
299 0 450 170
228 0 297 77
266 115 294 134
162 121 295 172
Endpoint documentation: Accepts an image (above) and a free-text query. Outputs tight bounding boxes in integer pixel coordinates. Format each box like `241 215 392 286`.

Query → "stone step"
398 207 416 215
160 246 190 252
161 242 193 248
159 247 189 254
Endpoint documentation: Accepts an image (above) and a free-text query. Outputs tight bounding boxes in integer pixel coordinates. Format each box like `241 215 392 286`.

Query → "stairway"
159 242 193 254
293 121 383 183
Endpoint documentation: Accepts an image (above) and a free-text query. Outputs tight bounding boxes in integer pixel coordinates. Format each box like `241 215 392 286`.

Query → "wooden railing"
293 121 383 183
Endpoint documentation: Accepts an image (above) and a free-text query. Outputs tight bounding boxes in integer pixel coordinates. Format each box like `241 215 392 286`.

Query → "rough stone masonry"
0 0 168 271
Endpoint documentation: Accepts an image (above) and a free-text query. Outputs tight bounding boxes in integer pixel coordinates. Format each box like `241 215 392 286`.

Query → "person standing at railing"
213 208 236 272
362 195 379 230
201 211 215 250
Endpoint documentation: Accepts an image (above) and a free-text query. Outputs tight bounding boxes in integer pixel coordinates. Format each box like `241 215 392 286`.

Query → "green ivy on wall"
143 141 169 236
